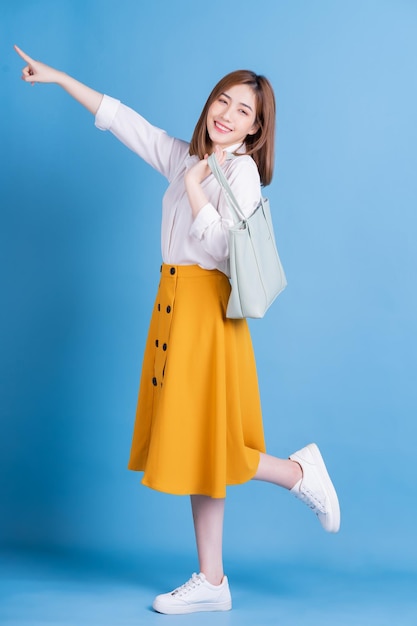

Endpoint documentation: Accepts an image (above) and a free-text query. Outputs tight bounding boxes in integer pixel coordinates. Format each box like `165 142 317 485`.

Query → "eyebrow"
220 92 253 112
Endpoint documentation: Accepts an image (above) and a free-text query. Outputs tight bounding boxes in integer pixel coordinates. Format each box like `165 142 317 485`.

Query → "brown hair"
189 70 276 186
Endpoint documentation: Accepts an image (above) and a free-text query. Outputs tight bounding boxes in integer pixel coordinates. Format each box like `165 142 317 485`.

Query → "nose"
221 104 232 121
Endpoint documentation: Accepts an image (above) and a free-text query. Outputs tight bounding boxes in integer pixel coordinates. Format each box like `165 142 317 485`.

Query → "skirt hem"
128 447 262 499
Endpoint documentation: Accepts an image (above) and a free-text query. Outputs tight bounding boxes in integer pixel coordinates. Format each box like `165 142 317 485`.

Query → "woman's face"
206 83 259 150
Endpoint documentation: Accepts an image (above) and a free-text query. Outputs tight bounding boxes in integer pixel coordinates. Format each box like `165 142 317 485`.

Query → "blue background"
1 1 417 624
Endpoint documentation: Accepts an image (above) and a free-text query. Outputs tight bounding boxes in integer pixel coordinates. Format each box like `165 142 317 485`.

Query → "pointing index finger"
14 45 33 64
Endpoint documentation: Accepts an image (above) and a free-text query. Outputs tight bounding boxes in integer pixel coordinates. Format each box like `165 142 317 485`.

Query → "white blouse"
95 95 262 276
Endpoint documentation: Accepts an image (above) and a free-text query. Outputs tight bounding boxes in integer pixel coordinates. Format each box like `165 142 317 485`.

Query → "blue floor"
1 550 416 626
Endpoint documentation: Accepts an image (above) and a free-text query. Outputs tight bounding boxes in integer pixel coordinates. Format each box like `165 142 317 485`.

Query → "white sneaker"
152 572 232 615
289 443 341 533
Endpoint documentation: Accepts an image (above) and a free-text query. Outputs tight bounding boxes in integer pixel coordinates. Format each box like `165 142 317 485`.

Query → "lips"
214 120 232 133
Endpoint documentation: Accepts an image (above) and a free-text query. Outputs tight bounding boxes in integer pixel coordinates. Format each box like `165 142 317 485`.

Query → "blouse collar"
225 141 245 154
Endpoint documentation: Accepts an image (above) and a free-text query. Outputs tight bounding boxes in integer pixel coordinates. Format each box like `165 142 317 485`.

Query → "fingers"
214 144 227 164
14 46 37 84
14 45 33 64
22 65 33 78
20 64 36 85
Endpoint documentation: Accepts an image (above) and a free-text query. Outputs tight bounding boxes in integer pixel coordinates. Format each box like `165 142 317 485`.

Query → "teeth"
215 121 231 132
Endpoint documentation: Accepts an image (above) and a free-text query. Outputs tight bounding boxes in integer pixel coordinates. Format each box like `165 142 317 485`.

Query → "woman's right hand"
14 45 62 85
14 45 103 114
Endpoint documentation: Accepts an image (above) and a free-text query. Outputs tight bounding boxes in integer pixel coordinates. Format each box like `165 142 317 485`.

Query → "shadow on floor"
1 548 416 626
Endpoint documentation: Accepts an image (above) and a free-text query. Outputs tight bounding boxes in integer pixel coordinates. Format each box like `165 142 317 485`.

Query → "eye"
218 98 228 104
238 109 248 116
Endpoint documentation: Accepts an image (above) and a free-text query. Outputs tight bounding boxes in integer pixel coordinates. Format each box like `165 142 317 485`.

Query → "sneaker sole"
152 598 232 614
306 443 341 533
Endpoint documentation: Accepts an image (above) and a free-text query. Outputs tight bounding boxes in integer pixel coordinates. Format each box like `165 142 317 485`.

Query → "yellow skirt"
128 264 266 498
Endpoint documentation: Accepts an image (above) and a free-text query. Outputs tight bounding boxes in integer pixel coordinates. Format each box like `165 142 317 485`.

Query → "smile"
214 121 232 133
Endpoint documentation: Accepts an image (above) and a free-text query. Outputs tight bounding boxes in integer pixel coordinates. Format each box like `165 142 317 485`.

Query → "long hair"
189 70 276 186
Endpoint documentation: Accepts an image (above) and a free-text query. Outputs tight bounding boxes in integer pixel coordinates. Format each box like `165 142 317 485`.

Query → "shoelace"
171 573 203 597
297 486 326 514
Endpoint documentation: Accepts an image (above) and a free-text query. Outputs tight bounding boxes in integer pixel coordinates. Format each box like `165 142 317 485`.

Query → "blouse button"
152 377 157 386
158 304 161 311
166 305 171 313
155 340 159 348
163 343 167 351
170 267 176 275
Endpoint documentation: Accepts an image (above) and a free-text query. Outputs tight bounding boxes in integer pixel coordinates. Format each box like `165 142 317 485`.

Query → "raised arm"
14 45 103 115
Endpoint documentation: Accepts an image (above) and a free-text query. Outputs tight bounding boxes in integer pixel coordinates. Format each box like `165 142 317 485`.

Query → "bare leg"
253 452 302 489
190 495 225 586
189 456 301 587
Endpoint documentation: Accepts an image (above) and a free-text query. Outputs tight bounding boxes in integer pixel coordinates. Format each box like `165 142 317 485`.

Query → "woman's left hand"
186 145 226 185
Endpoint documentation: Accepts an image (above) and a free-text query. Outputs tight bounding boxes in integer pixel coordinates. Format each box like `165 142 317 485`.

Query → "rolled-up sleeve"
95 94 120 130
189 203 233 261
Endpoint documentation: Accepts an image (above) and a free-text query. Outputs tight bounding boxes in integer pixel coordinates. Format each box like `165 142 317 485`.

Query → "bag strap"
207 153 245 223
